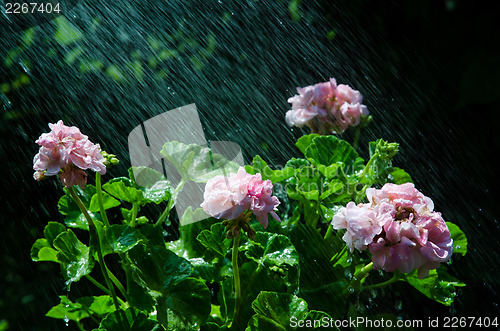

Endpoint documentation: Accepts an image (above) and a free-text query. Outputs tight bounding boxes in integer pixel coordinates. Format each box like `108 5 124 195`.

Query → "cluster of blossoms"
285 78 369 134
201 167 280 237
33 120 106 188
332 183 453 278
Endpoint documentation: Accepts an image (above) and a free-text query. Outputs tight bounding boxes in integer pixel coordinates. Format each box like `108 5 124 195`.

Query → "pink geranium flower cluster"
285 78 369 134
201 167 280 228
33 120 106 188
332 183 453 278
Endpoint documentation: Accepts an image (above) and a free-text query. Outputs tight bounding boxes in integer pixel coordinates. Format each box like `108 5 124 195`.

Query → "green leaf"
141 180 172 204
347 305 411 331
89 192 121 212
250 292 308 330
103 178 143 204
245 155 295 183
318 163 343 180
188 257 218 282
129 167 172 204
53 230 95 285
290 225 348 319
289 225 341 280
99 307 165 331
319 180 346 202
298 135 363 171
106 225 147 254
179 222 233 283
201 321 222 331
53 16 84 46
138 224 167 247
299 282 347 322
58 185 101 230
32 222 68 263
58 185 94 214
303 311 338 330
216 277 235 320
160 142 197 178
288 0 301 22
126 275 156 313
160 141 239 183
404 268 465 306
283 156 350 225
389 167 413 184
285 168 345 226
163 277 211 327
246 315 286 331
284 158 311 170
46 296 89 322
244 232 299 269
129 167 166 186
66 213 100 230
172 211 215 258
43 222 67 245
243 232 299 292
127 243 192 292
46 295 116 324
290 165 322 201
76 295 116 317
197 223 232 258
88 167 172 210
295 134 320 156
31 239 60 262
181 206 209 226
446 222 467 256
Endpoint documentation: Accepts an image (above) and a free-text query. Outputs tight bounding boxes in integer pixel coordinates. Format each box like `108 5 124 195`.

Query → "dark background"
1 0 498 329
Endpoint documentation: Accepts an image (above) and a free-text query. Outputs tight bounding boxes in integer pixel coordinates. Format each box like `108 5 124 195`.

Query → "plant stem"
76 321 86 331
330 246 347 265
354 152 379 203
85 275 127 306
353 126 361 150
95 173 110 228
242 265 262 303
106 264 127 299
362 274 401 292
324 224 333 240
157 299 169 326
129 203 139 227
220 280 228 324
343 262 374 296
231 234 242 330
358 152 378 180
95 177 130 305
354 262 374 279
355 184 369 204
155 198 174 228
155 179 186 227
68 187 121 314
85 275 111 295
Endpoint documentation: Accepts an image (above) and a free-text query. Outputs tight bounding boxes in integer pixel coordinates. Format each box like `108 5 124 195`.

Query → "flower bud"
102 151 120 167
374 139 399 161
33 170 46 181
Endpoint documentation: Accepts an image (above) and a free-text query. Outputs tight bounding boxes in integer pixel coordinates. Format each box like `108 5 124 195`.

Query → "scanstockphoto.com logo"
128 104 245 226
1 0 78 32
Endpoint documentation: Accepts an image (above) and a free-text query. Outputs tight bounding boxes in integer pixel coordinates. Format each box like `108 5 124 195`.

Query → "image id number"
5 2 61 14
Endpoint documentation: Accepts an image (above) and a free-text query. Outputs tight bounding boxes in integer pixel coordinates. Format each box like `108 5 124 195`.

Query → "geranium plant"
31 78 467 330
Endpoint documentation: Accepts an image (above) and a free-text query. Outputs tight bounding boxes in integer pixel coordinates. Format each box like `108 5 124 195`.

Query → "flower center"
394 206 415 222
